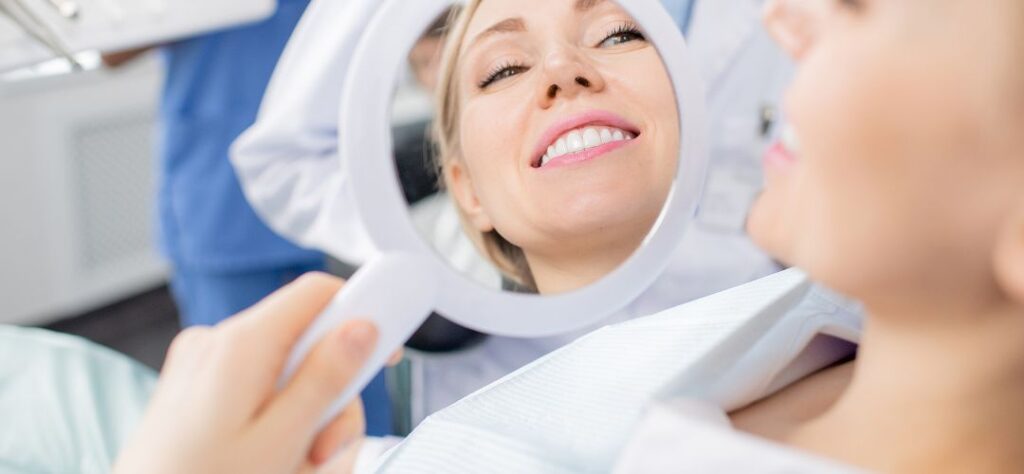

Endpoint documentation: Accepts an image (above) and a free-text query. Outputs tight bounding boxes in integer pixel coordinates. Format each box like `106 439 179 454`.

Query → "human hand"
113 273 393 474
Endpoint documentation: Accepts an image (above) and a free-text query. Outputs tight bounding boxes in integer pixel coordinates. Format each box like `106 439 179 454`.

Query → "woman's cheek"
459 98 523 204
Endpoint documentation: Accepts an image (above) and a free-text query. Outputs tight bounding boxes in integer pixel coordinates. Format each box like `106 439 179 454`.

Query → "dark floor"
42 285 181 370
35 257 485 377
38 259 359 372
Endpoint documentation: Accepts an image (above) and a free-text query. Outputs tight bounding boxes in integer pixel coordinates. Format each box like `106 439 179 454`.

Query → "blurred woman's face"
447 0 678 278
750 0 1024 305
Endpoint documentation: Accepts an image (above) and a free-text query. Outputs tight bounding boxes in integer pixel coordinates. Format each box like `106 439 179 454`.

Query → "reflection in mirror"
392 0 679 296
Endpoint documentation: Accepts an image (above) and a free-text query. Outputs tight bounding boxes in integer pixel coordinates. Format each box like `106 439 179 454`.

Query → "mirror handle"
278 252 438 428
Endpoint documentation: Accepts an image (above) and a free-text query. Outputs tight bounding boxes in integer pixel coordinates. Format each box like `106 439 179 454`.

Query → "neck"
790 301 1024 473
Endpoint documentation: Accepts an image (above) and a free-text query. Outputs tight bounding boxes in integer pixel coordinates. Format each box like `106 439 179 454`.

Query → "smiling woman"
433 0 679 293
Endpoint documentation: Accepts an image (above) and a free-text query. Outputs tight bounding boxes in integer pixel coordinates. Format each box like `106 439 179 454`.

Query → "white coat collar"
686 0 764 90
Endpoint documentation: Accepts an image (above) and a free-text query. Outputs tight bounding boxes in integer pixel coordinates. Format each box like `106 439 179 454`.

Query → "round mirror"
355 0 707 335
283 0 709 423
393 0 683 303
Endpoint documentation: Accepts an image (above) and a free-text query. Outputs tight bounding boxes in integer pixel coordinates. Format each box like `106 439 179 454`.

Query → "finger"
161 326 215 376
211 272 345 396
387 349 404 367
256 321 378 450
225 272 345 362
308 400 365 466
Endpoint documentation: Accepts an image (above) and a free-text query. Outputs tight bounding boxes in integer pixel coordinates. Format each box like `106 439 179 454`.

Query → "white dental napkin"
614 400 865 473
372 269 862 473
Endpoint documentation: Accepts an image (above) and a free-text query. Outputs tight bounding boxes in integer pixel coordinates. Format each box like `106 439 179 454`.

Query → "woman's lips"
763 142 799 189
764 141 798 171
764 125 801 174
540 139 635 169
531 110 641 168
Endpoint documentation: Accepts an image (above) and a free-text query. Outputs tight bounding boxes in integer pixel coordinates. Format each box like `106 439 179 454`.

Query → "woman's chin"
567 200 659 231
746 193 797 266
532 213 657 259
539 183 668 220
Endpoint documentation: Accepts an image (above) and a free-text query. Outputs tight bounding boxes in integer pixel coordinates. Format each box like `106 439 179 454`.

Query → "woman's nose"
763 0 827 60
535 49 606 108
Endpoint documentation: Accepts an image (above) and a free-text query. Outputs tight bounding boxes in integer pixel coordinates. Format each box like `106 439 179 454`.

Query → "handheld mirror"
281 0 709 424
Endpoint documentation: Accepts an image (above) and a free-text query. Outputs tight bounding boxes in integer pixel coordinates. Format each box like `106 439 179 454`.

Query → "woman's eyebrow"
575 0 607 11
465 0 607 55
467 17 526 54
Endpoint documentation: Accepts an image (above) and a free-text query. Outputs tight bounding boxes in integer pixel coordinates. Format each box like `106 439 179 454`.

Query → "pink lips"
531 110 641 169
764 141 798 172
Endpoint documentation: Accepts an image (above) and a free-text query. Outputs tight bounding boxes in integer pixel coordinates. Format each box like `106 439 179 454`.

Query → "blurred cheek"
769 50 933 288
746 56 854 268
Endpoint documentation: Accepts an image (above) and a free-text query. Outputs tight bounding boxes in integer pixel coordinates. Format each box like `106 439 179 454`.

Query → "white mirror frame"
343 0 709 336
280 0 710 426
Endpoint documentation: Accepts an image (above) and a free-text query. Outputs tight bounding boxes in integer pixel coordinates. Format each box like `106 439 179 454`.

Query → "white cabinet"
0 56 167 325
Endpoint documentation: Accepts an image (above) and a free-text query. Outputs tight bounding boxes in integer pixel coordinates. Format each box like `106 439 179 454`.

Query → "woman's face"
750 0 1024 305
448 0 679 272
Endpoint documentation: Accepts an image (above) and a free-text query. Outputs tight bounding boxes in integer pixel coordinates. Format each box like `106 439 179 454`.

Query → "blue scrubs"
157 0 391 436
662 0 697 33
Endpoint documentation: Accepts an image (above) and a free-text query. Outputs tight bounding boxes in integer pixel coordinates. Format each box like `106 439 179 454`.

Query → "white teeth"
539 126 637 166
566 130 584 153
782 124 800 153
582 128 601 148
555 138 568 156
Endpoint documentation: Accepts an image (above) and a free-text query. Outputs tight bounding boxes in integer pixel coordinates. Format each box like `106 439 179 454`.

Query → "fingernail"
341 322 377 357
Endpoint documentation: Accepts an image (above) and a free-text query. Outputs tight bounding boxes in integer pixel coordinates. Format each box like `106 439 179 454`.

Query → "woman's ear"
994 201 1024 304
444 160 495 233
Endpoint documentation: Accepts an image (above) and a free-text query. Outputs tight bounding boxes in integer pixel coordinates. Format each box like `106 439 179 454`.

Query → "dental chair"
0 325 154 473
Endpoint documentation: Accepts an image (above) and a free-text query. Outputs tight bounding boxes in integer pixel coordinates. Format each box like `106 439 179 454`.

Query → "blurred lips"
764 125 800 174
531 110 641 169
764 142 797 170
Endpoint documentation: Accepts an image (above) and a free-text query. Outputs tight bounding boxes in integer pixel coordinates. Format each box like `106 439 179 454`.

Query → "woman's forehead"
464 0 623 44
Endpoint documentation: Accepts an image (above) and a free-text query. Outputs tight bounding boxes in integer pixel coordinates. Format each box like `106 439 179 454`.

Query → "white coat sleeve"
229 0 379 264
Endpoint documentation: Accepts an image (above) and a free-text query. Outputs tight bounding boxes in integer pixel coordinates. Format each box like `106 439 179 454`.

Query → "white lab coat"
231 0 794 421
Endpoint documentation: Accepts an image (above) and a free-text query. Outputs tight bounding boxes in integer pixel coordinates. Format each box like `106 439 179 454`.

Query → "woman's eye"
479 63 529 89
598 24 646 48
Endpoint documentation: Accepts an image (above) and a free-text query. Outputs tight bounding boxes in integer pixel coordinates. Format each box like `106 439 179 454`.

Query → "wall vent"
70 112 156 274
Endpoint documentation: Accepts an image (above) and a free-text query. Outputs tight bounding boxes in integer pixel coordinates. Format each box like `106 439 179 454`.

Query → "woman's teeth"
782 124 800 154
540 126 636 167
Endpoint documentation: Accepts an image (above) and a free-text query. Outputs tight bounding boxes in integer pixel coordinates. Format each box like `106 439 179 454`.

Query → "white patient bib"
372 269 862 473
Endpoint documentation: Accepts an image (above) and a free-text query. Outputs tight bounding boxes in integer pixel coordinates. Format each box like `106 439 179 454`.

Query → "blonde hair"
433 0 538 291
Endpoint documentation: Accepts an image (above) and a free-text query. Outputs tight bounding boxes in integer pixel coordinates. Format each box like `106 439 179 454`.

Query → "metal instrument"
0 0 82 69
